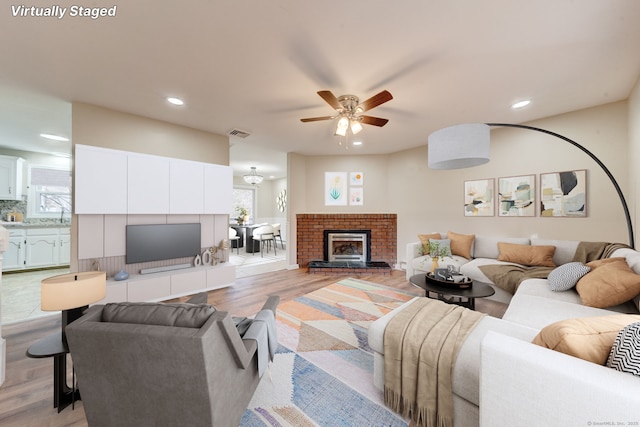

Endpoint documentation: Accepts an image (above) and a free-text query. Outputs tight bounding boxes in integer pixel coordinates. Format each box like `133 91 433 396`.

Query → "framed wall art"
464 178 494 216
350 172 363 186
498 174 536 217
325 172 347 206
540 169 587 217
349 187 364 206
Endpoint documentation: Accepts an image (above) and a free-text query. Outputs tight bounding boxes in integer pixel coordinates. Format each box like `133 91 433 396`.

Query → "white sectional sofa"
369 234 640 426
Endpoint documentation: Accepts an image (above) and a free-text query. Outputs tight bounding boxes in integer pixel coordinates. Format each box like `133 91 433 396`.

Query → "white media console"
96 263 235 304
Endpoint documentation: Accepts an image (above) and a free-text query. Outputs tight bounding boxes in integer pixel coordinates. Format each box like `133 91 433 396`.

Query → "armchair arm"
480 331 640 425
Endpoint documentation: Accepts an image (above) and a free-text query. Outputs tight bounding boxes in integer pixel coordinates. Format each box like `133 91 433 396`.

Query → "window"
28 166 72 219
232 186 255 222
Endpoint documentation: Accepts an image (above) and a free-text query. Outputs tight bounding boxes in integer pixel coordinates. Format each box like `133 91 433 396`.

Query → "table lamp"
41 271 107 345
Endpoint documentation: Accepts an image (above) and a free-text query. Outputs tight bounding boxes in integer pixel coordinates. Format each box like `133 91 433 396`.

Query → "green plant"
236 207 249 223
428 240 451 261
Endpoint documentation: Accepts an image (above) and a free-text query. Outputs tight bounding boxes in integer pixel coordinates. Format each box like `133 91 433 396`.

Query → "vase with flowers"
236 207 249 225
428 240 451 272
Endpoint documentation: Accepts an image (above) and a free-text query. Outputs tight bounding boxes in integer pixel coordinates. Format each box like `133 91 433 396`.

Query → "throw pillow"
606 322 640 377
548 262 591 291
576 257 640 308
429 238 452 257
497 242 556 267
532 314 640 364
418 233 441 255
447 231 475 259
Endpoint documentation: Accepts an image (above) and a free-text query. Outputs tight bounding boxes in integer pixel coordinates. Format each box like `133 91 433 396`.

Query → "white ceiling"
1 1 639 180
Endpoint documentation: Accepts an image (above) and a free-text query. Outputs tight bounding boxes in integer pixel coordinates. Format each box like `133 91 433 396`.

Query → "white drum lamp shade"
428 123 490 170
41 271 106 311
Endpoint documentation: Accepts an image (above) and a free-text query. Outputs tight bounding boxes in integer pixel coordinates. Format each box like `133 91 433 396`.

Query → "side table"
409 273 495 310
26 332 79 412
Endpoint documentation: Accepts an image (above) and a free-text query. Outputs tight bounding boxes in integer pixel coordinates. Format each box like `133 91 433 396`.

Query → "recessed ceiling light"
511 100 531 109
52 152 71 158
40 133 69 142
167 97 184 106
353 141 363 146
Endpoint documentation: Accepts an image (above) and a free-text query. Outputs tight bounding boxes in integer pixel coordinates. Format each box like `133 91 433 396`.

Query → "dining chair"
271 223 284 249
252 225 276 257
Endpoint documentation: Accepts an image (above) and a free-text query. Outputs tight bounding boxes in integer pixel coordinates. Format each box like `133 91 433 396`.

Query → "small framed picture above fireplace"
325 172 347 206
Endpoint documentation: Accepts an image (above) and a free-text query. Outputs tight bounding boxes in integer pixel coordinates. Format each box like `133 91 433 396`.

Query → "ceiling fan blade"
359 90 393 112
317 90 342 110
360 115 389 127
300 116 335 122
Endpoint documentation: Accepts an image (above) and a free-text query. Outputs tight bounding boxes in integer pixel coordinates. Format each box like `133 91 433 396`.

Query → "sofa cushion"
548 262 591 291
497 242 556 267
102 302 216 328
531 238 580 266
606 322 640 377
472 235 530 259
418 233 442 255
576 258 640 308
531 314 640 364
447 231 475 259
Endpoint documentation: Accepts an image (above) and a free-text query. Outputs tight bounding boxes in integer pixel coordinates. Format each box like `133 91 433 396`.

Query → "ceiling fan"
300 90 393 136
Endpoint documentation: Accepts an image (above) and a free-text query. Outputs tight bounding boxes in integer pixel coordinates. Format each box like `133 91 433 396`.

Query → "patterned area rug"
241 278 416 427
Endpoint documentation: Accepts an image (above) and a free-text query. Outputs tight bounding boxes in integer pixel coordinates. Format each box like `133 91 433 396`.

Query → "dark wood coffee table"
409 273 495 310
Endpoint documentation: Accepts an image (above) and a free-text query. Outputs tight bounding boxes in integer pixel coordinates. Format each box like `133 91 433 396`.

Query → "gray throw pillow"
606 322 640 377
548 262 591 291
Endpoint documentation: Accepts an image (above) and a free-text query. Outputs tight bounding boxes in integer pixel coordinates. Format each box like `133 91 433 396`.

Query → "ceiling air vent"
228 129 251 138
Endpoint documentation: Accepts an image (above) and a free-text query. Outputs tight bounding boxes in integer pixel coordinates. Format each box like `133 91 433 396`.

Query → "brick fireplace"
296 213 397 274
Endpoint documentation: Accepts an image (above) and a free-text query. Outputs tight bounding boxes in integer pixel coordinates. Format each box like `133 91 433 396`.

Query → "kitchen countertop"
0 222 71 228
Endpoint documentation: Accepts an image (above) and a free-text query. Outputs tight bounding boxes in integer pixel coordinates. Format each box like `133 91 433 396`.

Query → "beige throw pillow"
576 257 640 308
532 314 640 364
497 242 556 267
447 231 475 259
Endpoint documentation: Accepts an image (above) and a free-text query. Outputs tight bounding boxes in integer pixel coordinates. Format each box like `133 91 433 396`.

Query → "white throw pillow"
548 262 591 292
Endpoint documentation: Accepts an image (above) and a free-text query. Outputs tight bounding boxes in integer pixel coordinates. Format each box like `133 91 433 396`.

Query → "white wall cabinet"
75 145 231 215
0 156 24 200
75 145 128 214
128 154 170 214
3 227 71 271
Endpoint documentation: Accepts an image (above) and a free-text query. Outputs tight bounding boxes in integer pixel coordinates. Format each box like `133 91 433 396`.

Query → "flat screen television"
126 223 201 264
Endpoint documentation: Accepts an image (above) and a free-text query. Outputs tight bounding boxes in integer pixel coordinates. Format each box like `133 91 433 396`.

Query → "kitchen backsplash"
0 199 71 226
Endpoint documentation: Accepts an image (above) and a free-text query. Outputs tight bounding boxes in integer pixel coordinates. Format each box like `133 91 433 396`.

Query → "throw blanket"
242 309 277 377
383 298 486 427
572 241 630 263
479 241 631 294
478 264 553 294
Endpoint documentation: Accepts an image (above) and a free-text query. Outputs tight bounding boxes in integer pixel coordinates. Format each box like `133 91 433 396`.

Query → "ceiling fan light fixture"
243 166 264 185
335 116 349 136
350 120 363 135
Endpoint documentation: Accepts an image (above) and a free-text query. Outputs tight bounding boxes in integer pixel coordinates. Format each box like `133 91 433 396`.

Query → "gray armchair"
66 295 279 427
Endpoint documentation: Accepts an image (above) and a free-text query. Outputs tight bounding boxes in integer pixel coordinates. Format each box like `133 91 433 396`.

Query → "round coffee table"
409 274 495 310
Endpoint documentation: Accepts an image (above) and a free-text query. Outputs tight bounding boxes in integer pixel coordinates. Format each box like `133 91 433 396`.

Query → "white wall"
628 76 640 249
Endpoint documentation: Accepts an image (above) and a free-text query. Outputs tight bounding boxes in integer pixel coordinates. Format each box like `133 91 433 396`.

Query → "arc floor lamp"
427 122 635 249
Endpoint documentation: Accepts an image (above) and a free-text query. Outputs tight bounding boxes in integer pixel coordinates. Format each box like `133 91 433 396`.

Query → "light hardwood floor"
0 268 506 427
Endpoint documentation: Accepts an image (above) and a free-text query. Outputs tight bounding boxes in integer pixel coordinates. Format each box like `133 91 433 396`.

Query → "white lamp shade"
428 123 490 169
41 271 107 311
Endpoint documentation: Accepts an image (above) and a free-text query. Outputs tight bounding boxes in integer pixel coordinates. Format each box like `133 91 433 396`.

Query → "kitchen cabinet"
4 229 26 270
0 156 24 200
3 227 71 271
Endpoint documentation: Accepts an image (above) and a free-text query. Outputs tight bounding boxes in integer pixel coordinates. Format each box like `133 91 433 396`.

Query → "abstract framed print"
464 179 494 216
498 174 536 217
540 169 587 217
